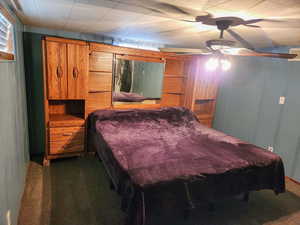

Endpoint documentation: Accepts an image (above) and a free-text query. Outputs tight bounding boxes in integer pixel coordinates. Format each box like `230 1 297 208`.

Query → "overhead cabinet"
45 38 88 99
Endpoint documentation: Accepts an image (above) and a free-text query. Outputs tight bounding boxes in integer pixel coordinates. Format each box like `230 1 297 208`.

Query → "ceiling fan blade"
221 48 296 59
244 24 261 28
142 1 201 16
180 19 198 22
157 3 191 16
226 29 255 50
243 18 281 25
159 48 211 54
257 19 300 29
140 0 209 22
243 19 265 24
244 51 296 59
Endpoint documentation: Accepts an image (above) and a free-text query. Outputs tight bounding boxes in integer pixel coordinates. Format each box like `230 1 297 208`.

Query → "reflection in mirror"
113 58 165 105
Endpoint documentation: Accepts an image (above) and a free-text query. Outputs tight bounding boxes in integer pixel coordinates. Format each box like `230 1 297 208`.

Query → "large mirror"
113 56 165 105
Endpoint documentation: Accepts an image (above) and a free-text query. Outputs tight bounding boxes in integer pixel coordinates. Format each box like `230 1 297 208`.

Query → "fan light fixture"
206 39 235 51
205 57 219 71
205 56 231 71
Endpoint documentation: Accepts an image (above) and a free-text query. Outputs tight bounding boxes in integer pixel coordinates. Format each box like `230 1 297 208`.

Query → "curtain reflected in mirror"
113 58 164 105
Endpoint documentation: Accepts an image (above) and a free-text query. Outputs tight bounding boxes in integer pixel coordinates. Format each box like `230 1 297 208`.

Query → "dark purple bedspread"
89 107 285 196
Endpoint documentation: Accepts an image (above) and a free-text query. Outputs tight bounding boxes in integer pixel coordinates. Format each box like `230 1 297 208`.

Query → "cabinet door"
67 44 88 99
194 58 219 100
46 41 68 99
195 73 218 100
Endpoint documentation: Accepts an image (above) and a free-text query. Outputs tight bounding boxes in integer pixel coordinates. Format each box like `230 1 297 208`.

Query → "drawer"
49 127 84 142
89 72 112 92
89 52 113 72
49 127 84 154
49 141 84 155
87 92 111 114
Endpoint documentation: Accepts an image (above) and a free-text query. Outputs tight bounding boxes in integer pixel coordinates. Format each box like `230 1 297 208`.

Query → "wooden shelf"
49 114 85 127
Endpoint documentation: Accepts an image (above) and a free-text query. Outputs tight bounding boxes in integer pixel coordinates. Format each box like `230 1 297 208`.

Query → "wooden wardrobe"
42 37 88 166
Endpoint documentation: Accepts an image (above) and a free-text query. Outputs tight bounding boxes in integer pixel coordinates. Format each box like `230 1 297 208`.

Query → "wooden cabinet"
43 37 88 166
194 72 218 100
46 41 68 99
67 44 88 99
183 56 219 128
45 37 88 100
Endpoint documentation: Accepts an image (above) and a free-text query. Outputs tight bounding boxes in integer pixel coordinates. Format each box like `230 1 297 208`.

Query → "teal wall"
0 1 30 224
214 48 300 181
23 32 45 156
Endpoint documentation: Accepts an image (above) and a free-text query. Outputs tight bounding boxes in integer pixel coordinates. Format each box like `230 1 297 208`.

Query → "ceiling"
10 0 300 49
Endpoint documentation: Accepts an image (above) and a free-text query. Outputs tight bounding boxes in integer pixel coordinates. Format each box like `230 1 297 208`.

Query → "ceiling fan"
140 1 297 59
160 18 296 59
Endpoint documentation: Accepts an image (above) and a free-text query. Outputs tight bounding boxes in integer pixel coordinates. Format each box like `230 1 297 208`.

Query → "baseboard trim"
286 176 300 185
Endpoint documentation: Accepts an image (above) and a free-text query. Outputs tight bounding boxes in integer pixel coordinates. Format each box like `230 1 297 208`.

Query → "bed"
87 107 285 225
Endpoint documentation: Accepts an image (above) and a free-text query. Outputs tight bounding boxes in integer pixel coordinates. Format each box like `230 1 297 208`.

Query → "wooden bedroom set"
40 36 285 225
42 36 218 165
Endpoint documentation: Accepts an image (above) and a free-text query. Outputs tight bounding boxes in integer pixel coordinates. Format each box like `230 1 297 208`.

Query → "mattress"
88 107 285 199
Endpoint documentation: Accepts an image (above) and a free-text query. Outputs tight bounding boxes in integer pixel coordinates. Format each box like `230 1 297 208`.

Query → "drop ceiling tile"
271 0 300 6
36 0 74 18
16 0 300 48
76 0 118 9
210 0 270 12
68 4 111 21
250 1 293 17
19 0 38 16
174 0 208 10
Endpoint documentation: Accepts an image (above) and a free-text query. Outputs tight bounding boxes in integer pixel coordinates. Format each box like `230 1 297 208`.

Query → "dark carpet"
18 156 300 225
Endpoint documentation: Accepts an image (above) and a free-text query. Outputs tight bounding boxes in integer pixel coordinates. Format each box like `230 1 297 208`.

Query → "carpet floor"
18 156 300 225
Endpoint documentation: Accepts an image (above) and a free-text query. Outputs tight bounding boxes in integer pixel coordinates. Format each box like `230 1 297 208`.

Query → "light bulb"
221 59 231 71
205 57 219 71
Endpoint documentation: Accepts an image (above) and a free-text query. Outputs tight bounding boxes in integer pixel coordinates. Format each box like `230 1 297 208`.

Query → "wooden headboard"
40 36 218 165
86 42 187 112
